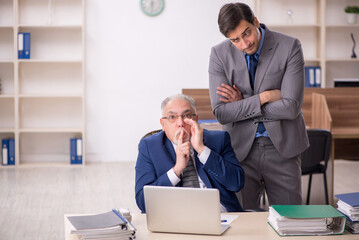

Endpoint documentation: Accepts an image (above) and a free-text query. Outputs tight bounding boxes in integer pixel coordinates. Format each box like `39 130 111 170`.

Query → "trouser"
239 137 302 210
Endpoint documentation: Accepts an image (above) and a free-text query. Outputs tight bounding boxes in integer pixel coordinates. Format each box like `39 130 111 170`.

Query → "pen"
221 220 227 222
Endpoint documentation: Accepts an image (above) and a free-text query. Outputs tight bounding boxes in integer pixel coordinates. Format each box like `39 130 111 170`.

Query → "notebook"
143 185 230 235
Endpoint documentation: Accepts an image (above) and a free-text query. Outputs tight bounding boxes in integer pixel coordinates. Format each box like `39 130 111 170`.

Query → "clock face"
140 0 165 16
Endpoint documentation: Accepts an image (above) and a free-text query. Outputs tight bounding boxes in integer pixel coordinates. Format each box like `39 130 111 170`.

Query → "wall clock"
140 0 165 17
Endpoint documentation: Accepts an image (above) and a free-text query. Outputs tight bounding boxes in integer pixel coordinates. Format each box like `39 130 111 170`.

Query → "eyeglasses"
161 113 196 123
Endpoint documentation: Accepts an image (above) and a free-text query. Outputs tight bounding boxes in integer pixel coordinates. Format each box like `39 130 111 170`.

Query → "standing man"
135 94 245 213
208 3 309 210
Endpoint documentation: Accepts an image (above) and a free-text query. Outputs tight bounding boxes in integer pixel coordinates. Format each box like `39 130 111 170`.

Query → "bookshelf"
256 0 359 87
0 0 85 167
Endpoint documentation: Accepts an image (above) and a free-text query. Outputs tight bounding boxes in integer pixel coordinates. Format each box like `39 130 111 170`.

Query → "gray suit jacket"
209 24 309 161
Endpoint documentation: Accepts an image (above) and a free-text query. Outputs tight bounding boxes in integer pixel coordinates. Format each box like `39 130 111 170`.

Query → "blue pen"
221 220 227 222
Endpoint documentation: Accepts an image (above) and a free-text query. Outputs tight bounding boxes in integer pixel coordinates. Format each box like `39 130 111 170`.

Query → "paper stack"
336 192 359 234
268 205 346 236
66 209 136 240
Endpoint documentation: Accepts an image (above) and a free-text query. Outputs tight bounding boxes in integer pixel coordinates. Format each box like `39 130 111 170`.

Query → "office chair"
142 129 162 139
301 129 332 205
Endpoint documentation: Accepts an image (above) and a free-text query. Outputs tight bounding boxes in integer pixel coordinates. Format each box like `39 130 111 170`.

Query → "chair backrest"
301 129 332 171
142 129 162 139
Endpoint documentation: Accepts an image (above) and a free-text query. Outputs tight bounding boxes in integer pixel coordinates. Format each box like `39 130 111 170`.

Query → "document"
268 205 346 236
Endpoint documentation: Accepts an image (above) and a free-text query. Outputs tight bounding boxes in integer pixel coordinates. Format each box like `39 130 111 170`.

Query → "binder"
304 66 321 88
70 138 77 164
18 32 31 59
309 67 315 87
268 205 346 236
76 138 82 164
2 139 9 165
65 209 136 239
304 67 312 87
315 67 321 88
8 138 15 165
336 192 359 208
70 138 82 164
336 192 359 233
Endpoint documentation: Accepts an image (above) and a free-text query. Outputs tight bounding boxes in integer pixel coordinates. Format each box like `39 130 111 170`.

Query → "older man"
135 94 244 213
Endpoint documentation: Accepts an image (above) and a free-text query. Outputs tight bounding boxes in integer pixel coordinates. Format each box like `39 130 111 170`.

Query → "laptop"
143 185 230 235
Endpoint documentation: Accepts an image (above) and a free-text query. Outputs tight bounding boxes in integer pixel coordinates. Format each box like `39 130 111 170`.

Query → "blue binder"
8 139 15 165
76 138 82 164
305 66 321 88
2 139 9 165
70 138 77 164
336 192 359 207
18 32 31 59
315 67 321 88
70 138 82 164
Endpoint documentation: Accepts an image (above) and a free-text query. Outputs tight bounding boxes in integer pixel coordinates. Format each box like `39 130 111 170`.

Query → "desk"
131 212 356 240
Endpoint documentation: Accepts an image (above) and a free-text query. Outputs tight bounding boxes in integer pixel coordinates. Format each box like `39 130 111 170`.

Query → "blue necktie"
248 55 257 89
248 55 266 134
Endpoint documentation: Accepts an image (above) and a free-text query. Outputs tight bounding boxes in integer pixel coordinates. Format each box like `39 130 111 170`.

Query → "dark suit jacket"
135 129 244 213
209 24 309 161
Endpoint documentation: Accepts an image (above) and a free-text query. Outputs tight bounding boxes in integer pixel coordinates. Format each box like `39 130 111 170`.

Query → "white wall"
85 0 253 162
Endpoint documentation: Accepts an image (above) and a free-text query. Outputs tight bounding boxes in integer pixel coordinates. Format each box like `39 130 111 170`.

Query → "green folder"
268 205 346 236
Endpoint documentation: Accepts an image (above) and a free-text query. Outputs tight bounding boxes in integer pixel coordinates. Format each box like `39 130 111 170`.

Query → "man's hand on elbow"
259 89 282 106
216 84 243 103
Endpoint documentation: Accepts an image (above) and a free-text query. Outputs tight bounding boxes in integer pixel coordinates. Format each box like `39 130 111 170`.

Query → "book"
18 32 31 59
2 139 9 165
268 205 346 236
336 192 359 234
66 209 136 240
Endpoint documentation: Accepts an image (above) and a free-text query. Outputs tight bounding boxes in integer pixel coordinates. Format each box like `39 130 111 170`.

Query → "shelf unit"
255 0 359 87
0 0 85 167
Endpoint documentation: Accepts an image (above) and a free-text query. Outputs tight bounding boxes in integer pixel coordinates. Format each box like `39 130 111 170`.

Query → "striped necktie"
182 157 200 188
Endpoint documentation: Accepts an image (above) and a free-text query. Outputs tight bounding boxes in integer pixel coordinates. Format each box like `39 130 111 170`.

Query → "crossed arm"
209 38 304 124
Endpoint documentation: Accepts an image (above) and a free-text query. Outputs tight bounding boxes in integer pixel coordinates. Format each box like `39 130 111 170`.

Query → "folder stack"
336 192 359 234
267 205 346 236
65 209 136 240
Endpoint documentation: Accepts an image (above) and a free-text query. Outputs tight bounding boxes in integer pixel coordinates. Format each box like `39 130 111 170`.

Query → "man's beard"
172 127 190 145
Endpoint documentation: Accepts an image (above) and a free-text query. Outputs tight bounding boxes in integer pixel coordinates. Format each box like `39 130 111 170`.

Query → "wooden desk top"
132 212 357 240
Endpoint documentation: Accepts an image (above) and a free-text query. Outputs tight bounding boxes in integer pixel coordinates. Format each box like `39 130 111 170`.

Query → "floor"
0 160 358 240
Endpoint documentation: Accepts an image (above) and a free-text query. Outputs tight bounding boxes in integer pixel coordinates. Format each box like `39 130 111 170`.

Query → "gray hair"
161 94 197 115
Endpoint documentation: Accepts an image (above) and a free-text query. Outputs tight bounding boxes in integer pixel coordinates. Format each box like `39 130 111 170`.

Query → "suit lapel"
163 136 176 165
230 44 254 95
254 27 278 93
194 132 212 188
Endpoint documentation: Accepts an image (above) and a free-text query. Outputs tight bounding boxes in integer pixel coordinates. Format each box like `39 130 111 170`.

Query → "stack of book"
336 192 359 234
268 205 346 236
65 209 136 240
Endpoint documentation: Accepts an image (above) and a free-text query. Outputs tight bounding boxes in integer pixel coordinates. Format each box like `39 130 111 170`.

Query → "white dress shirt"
167 143 227 212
